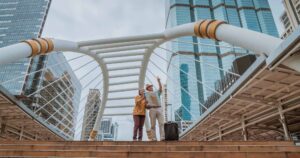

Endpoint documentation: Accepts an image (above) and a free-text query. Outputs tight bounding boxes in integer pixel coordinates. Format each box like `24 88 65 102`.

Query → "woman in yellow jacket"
133 89 147 141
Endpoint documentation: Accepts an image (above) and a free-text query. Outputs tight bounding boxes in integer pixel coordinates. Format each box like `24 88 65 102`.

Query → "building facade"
175 121 194 133
281 0 300 38
97 118 119 141
281 12 294 38
166 0 278 120
0 1 82 139
0 0 52 95
81 89 101 140
161 84 169 121
33 53 82 139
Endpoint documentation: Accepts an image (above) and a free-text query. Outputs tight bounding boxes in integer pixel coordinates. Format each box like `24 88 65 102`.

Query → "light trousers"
149 108 165 140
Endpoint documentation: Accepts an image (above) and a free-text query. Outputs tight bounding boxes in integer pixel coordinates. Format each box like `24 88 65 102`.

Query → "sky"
42 0 285 140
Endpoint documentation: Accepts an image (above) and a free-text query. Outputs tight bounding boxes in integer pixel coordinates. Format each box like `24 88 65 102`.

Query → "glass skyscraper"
166 0 278 120
0 0 82 140
81 89 101 140
0 0 52 95
33 53 82 139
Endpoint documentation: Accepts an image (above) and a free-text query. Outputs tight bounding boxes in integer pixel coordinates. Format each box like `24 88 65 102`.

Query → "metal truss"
0 19 300 140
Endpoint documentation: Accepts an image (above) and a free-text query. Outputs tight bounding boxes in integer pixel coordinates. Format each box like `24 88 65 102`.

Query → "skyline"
43 0 285 40
0 0 300 147
42 0 287 140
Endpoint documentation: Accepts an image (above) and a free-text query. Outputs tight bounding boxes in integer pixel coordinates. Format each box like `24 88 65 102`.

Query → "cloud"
43 0 165 40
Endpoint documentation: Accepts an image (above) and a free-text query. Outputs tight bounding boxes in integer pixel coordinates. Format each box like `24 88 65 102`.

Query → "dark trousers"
133 115 145 140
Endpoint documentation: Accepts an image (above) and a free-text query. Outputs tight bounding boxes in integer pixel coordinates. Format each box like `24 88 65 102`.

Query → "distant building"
175 105 191 121
81 89 101 140
100 118 112 134
175 108 182 122
97 118 119 141
177 121 193 133
281 0 300 38
162 84 168 121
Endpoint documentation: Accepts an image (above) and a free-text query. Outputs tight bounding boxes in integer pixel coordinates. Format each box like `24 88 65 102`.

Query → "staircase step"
0 150 128 157
0 144 299 152
0 150 299 158
0 141 299 158
0 141 295 146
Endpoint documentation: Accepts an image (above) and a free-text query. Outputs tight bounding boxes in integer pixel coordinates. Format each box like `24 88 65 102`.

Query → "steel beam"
105 105 134 109
105 57 143 64
87 40 156 50
241 116 248 141
108 65 141 71
109 72 139 78
100 51 145 58
278 104 291 140
19 125 24 140
108 88 138 93
103 113 132 116
109 79 138 86
107 97 134 100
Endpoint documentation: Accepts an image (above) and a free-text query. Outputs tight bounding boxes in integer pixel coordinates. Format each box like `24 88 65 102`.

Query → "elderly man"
144 77 164 141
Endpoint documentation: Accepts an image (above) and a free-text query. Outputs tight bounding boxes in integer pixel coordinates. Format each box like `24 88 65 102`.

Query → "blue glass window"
236 0 254 7
253 0 270 9
239 9 261 32
193 0 210 6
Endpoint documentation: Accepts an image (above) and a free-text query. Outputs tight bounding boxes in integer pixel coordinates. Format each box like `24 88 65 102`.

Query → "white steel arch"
0 19 299 140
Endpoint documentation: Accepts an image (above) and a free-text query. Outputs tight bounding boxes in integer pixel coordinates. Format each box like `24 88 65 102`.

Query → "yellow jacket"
133 95 146 115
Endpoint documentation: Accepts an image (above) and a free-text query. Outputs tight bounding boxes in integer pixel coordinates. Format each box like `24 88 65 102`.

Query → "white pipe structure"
0 19 298 140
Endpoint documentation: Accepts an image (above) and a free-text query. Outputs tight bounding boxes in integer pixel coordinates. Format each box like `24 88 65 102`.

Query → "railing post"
218 127 222 141
278 104 291 140
0 117 6 135
241 116 248 141
203 132 208 141
19 125 24 140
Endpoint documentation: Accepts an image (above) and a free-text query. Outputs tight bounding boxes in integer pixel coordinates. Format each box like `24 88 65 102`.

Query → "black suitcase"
164 122 179 141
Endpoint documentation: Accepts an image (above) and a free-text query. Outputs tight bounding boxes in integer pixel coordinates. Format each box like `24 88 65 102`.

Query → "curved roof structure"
1 19 300 140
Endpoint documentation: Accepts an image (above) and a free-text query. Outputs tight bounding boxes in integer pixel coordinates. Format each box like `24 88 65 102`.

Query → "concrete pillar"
241 116 248 141
278 105 291 140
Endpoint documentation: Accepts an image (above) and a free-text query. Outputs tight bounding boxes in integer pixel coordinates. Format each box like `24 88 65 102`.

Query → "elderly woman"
132 89 147 141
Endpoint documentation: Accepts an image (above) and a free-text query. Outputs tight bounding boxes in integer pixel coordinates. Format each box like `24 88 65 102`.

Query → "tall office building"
161 84 169 121
97 118 119 141
81 89 101 140
174 120 193 133
0 0 52 95
166 0 278 120
0 1 83 139
281 0 300 38
32 53 82 139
